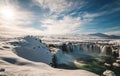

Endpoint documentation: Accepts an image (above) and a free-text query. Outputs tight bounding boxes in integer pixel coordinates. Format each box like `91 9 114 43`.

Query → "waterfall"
50 42 120 56
101 45 107 56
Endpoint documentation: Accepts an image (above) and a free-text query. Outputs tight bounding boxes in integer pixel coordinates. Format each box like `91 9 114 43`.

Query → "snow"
109 40 120 45
41 33 120 44
0 36 98 76
9 36 52 64
103 70 116 76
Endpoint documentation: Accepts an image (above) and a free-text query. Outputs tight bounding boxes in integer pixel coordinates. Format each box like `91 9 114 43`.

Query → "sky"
0 0 120 37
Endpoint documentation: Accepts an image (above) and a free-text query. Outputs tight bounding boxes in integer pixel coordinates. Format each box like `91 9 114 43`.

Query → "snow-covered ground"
40 34 120 45
0 36 98 76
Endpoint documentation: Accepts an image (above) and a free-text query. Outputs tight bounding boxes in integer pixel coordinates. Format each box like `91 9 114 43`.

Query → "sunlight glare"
0 7 15 20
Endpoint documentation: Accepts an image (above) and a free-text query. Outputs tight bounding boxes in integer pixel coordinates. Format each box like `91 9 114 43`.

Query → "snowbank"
0 51 98 76
9 36 52 64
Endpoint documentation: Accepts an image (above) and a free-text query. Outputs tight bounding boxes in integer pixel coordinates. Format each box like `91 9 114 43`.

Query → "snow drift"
9 36 52 64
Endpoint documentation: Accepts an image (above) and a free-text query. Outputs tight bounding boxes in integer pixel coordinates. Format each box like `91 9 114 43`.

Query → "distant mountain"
88 33 120 39
109 35 120 39
88 33 110 38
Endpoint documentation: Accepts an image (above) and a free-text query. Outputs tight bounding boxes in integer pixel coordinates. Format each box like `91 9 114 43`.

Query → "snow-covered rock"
9 36 52 64
102 70 116 76
113 62 120 67
116 60 120 63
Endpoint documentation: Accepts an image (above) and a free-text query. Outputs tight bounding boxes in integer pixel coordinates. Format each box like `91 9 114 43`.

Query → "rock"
0 68 5 72
104 63 111 67
113 62 120 67
103 70 116 76
116 60 120 63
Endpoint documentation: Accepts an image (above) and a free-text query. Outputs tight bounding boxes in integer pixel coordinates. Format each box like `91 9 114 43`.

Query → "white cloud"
33 0 88 16
0 0 91 37
103 26 120 35
83 4 120 19
33 0 72 13
83 11 107 19
0 25 43 38
41 16 85 34
0 1 43 37
105 30 120 35
2 0 119 37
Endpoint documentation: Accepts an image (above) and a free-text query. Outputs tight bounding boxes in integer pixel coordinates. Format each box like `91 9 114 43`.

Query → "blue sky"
0 0 120 37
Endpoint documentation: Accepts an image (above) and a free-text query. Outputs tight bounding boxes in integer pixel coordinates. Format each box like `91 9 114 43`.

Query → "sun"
0 7 15 20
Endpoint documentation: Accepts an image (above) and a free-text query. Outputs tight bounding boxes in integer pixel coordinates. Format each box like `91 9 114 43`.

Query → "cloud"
0 0 119 37
0 0 90 37
40 16 85 34
104 26 120 35
32 0 92 35
33 0 72 13
32 0 87 14
0 25 42 36
105 30 120 35
83 0 120 19
0 0 43 37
